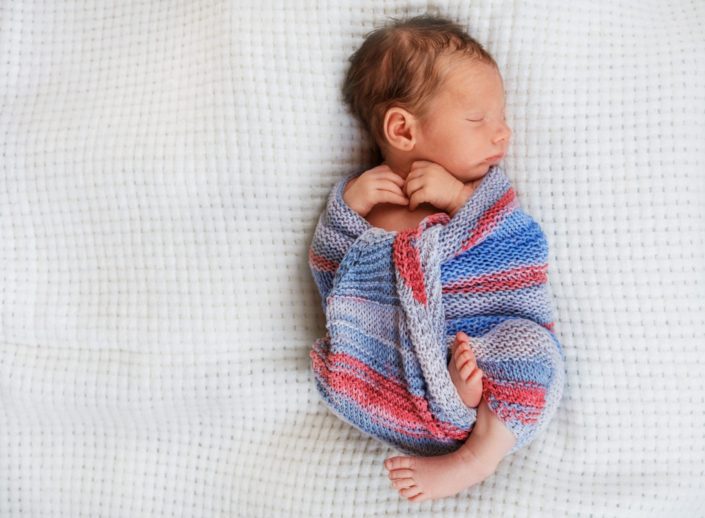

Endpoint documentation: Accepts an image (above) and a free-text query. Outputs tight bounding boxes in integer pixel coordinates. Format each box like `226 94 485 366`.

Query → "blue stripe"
478 358 553 386
441 213 547 283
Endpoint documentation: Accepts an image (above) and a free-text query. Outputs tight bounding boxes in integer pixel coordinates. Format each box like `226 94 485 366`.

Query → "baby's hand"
342 164 409 217
404 161 465 213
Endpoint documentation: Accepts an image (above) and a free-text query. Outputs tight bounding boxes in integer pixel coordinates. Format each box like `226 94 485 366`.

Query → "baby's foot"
448 331 483 408
384 398 516 502
384 442 493 502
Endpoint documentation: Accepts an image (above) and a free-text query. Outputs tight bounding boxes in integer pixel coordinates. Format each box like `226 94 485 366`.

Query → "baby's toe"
467 367 483 384
451 332 469 351
392 478 416 490
385 456 414 471
455 344 476 370
400 486 423 499
388 468 414 481
459 360 477 380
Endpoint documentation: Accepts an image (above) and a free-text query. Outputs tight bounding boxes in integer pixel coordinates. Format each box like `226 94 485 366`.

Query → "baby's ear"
382 107 416 151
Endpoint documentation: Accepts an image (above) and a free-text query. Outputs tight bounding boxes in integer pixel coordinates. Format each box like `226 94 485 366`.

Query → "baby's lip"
484 153 505 163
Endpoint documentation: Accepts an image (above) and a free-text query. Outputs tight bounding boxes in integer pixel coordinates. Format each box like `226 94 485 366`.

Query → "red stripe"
310 348 468 441
482 378 546 425
488 399 543 425
460 188 518 254
443 264 548 294
423 212 450 227
308 247 338 273
392 229 427 305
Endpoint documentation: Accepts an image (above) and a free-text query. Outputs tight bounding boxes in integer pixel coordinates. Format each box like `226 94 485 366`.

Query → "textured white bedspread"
1 1 704 516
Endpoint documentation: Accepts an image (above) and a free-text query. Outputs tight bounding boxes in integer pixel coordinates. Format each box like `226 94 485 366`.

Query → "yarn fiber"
309 165 565 456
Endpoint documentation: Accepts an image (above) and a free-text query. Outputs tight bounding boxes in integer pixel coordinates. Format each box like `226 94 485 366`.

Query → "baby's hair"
342 14 497 162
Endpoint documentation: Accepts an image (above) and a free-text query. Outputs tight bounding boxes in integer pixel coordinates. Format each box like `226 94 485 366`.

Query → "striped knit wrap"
309 165 566 456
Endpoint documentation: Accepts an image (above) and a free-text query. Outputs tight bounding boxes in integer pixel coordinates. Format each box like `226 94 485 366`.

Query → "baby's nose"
494 122 512 144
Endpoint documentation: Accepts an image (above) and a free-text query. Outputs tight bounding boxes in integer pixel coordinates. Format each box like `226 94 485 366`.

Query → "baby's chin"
456 164 492 183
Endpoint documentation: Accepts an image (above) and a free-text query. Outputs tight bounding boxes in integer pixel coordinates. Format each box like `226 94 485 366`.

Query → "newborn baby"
341 16 514 500
309 14 565 503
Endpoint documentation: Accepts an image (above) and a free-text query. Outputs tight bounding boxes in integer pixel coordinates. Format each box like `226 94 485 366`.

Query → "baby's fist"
404 161 464 212
343 164 408 217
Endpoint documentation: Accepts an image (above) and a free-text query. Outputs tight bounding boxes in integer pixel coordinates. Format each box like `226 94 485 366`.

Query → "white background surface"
1 1 704 516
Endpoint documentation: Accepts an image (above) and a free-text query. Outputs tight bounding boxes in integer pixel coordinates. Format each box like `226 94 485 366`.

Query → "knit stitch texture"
309 165 565 456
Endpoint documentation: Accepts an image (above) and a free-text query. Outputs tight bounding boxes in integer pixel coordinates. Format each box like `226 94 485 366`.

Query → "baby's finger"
407 191 426 211
377 189 409 206
404 170 418 183
366 163 402 180
404 177 424 197
360 165 397 185
377 177 409 196
375 170 406 189
376 181 408 198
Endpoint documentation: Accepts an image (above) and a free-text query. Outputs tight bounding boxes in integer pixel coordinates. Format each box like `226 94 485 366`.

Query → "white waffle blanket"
1 1 704 516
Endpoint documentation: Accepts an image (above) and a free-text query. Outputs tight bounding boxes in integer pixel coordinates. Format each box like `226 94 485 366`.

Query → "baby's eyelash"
466 115 506 123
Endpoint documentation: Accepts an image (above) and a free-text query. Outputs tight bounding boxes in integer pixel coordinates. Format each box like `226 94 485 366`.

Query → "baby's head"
342 14 512 182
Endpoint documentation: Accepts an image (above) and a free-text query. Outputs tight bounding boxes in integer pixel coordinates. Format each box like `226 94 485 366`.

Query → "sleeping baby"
308 14 565 502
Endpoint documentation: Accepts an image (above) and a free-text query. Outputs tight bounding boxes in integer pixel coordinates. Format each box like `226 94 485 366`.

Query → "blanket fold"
309 165 565 456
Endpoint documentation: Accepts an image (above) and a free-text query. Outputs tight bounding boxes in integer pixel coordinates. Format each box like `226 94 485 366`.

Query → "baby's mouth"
484 153 505 164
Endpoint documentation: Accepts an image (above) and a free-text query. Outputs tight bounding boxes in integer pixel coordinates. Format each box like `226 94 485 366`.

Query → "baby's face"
414 59 511 182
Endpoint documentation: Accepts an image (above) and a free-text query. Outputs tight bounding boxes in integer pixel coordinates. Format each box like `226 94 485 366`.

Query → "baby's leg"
384 396 516 502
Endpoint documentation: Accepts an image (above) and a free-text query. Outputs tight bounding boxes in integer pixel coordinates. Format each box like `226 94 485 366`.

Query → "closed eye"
466 118 484 122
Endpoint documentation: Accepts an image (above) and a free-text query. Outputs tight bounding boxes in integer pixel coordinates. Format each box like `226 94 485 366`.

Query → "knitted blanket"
309 165 566 456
